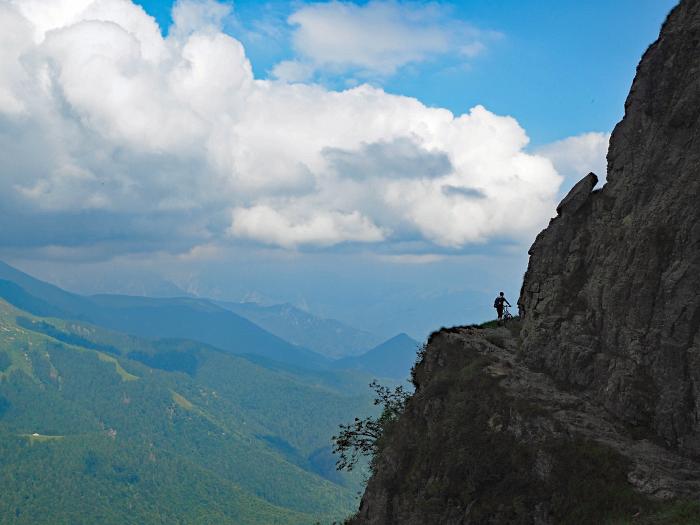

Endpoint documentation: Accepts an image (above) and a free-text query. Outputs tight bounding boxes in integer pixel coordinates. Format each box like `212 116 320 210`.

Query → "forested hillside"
0 296 376 523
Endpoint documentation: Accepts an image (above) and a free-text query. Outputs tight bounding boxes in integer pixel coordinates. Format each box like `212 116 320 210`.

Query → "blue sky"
0 0 678 339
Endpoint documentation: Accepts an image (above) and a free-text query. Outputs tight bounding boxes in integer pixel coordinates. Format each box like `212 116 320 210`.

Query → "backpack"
494 298 500 308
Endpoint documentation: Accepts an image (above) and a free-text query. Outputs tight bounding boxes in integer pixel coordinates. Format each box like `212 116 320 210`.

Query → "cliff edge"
349 1 700 523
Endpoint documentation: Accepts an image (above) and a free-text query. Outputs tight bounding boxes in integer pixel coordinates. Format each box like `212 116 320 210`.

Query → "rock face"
519 0 700 455
350 328 700 524
349 1 700 523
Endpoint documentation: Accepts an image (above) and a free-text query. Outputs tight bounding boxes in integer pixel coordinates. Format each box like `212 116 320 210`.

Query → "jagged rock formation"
519 0 700 454
349 1 700 523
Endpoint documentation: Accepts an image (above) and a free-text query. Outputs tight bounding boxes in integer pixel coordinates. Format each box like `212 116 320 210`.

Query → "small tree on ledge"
332 380 410 472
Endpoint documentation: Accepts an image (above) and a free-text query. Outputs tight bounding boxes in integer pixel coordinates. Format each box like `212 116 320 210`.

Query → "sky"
0 0 678 339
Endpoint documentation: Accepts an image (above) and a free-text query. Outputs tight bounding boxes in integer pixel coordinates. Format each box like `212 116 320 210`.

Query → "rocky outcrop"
518 0 700 455
350 327 700 524
555 172 598 216
349 1 700 523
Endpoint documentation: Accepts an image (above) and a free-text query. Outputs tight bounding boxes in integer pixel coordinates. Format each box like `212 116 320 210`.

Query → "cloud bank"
0 0 567 259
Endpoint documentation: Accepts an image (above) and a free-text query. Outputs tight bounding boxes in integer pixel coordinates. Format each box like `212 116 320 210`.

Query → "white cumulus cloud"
273 0 500 81
230 206 386 248
0 0 564 256
536 131 610 193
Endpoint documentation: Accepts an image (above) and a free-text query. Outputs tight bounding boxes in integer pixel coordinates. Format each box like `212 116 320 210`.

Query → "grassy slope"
0 299 373 523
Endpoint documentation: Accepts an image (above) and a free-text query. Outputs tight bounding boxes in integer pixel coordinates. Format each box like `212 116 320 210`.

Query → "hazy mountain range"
0 259 421 522
218 300 384 358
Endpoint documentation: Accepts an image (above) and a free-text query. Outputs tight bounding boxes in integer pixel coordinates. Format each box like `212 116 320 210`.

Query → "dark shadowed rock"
350 328 700 524
555 172 598 216
518 0 700 456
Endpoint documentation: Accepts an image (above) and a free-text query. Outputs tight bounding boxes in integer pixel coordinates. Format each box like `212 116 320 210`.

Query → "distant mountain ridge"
333 333 420 381
0 260 91 316
0 260 329 369
0 261 423 381
218 300 383 358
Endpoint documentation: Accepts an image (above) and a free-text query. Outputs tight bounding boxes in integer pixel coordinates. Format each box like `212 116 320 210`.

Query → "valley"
0 261 419 523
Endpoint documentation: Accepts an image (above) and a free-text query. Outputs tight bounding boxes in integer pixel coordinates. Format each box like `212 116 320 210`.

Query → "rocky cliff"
349 1 700 523
518 0 700 454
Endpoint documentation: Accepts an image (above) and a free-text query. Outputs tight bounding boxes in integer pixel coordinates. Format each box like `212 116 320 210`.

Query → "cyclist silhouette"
493 292 511 323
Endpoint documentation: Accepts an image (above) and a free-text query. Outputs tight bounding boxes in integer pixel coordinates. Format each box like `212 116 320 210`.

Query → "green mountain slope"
0 298 374 523
90 294 331 368
0 260 329 369
0 429 311 525
0 261 88 316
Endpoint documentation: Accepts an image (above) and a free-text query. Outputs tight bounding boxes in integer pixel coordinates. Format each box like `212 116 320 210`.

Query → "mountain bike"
502 305 514 323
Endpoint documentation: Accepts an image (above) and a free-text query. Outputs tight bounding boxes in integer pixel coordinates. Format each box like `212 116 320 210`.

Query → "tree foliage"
332 380 410 472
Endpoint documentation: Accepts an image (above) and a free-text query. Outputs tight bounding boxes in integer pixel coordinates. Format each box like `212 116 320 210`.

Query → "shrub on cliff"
332 380 410 472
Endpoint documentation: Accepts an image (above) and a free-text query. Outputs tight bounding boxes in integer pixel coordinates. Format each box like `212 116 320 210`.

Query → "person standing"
493 292 511 323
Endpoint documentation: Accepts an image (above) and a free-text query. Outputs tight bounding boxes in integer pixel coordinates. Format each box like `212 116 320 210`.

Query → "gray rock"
519 0 700 455
555 172 598 216
350 328 700 524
